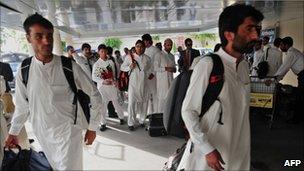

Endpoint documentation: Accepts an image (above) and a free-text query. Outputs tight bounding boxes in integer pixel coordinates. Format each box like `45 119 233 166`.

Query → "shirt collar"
287 47 295 53
216 47 238 65
33 54 55 67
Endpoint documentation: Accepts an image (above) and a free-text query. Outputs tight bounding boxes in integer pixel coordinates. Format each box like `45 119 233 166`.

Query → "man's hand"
165 67 176 73
130 63 136 69
148 73 155 80
205 149 225 171
5 134 18 148
265 79 272 86
84 130 96 145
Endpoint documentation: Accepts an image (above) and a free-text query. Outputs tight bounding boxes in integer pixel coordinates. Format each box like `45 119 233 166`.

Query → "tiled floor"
24 111 303 170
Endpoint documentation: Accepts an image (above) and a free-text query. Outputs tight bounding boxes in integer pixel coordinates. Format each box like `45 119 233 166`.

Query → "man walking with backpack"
5 13 102 170
179 4 263 171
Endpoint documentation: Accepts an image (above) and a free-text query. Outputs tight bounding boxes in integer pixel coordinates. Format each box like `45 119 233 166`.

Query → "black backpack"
165 53 224 138
257 48 270 79
21 56 91 124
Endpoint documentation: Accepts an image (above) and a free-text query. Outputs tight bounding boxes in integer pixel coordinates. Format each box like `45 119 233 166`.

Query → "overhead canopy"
0 0 303 38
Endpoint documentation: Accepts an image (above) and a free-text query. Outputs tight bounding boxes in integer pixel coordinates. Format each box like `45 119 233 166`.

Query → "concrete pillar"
57 9 74 47
45 1 63 56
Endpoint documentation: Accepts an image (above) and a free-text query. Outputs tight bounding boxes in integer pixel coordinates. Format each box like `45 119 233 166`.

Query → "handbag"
1 145 52 171
1 145 31 171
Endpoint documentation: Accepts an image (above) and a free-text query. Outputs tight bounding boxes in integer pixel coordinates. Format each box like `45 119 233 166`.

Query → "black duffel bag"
1 145 52 171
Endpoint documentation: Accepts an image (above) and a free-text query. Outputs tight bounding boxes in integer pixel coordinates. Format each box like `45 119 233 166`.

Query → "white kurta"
179 48 251 170
73 53 97 79
265 46 282 76
9 55 102 170
145 46 162 113
92 58 118 101
120 54 152 126
251 49 264 76
92 58 124 124
275 47 304 80
154 51 176 112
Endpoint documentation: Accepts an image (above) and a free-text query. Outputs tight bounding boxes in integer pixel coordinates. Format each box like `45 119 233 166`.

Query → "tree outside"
104 37 123 50
192 33 217 47
0 27 29 54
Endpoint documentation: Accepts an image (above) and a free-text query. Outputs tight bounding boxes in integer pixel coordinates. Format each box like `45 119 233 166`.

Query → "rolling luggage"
147 113 167 137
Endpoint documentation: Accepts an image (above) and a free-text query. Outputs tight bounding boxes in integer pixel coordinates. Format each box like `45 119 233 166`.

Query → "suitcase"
147 113 167 137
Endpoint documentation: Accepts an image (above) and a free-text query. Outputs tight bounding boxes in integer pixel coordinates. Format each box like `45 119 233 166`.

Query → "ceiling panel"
1 0 303 38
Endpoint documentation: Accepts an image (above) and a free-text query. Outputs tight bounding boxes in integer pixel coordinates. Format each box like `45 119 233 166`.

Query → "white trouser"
158 98 166 114
100 99 124 125
148 92 159 114
128 99 148 126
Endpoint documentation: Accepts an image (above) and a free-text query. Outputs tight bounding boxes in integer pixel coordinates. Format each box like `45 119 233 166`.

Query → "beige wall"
262 1 303 86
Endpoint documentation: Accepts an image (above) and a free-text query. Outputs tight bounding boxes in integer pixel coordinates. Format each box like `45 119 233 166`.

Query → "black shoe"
100 125 107 131
140 123 145 128
120 119 125 125
29 139 35 144
128 126 134 131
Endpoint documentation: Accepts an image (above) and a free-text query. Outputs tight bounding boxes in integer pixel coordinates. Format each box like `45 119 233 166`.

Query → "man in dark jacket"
0 62 14 92
178 38 200 72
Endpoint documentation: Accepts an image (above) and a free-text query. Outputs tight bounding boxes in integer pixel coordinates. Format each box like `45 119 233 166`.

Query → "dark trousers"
294 70 304 121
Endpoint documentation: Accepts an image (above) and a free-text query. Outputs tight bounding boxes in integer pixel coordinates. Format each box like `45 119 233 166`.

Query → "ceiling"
1 0 303 38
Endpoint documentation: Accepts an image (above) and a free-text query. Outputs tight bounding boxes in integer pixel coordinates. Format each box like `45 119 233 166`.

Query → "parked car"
0 53 30 91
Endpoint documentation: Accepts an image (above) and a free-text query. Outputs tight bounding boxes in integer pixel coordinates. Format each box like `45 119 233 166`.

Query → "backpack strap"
109 57 118 79
61 56 78 124
265 47 270 61
61 56 77 94
199 53 224 124
21 57 33 87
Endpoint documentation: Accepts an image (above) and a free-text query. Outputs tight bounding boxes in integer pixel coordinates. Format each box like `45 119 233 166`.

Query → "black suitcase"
147 113 167 137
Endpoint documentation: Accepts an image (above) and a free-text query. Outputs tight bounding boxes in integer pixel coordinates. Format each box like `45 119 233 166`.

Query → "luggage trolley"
250 76 278 128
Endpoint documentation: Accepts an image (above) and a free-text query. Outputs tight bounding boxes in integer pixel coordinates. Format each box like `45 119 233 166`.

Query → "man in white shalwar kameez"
5 14 102 170
154 38 176 113
120 40 152 130
73 43 98 79
92 44 125 131
142 34 162 114
264 38 282 76
178 4 264 171
251 40 263 76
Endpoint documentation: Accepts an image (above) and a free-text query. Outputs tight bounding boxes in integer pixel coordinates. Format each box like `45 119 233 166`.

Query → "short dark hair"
273 38 282 47
184 38 192 44
142 34 153 45
218 3 264 47
281 37 293 47
142 34 152 41
98 44 107 51
136 39 145 46
213 43 222 52
66 45 74 51
114 50 120 54
107 46 113 55
81 43 91 50
23 13 54 34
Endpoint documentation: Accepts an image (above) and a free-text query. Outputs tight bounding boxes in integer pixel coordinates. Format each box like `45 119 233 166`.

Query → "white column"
16 0 35 56
45 1 63 56
57 9 74 46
